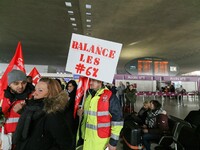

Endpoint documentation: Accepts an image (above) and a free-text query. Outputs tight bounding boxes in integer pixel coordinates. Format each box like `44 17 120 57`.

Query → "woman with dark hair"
67 80 78 112
13 78 74 150
142 100 169 150
66 80 79 145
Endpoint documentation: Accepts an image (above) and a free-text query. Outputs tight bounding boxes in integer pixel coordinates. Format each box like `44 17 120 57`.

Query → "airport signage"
124 75 153 80
163 76 198 81
114 74 199 82
66 33 122 83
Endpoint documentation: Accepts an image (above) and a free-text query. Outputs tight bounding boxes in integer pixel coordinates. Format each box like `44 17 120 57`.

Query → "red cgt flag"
74 76 90 118
28 67 41 86
0 42 26 99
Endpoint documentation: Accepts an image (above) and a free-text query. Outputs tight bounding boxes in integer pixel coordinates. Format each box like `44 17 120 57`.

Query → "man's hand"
13 101 25 113
106 144 116 150
77 108 84 117
143 128 148 133
142 124 147 129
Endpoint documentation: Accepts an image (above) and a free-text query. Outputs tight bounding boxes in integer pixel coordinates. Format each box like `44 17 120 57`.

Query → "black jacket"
67 89 79 136
138 107 149 124
13 91 74 150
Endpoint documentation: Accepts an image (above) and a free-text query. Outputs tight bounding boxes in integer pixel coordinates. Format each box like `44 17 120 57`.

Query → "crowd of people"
0 69 124 150
0 70 168 150
0 69 199 150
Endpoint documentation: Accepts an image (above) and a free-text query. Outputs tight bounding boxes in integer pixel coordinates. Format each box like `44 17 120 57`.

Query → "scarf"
13 99 45 144
145 109 164 128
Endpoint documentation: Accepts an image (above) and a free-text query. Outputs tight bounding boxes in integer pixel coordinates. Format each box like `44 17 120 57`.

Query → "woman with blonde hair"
13 77 74 150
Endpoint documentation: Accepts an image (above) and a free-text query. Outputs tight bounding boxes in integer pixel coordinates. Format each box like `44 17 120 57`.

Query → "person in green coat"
125 84 137 112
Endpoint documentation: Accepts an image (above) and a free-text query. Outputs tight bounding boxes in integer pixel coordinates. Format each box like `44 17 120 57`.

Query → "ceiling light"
129 41 141 46
86 4 92 9
86 12 91 16
182 71 200 76
86 25 91 28
68 11 74 14
86 19 91 22
70 17 75 21
65 2 72 7
72 23 77 26
73 28 78 31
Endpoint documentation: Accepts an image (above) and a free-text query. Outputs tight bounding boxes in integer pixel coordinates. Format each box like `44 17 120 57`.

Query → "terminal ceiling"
0 0 200 74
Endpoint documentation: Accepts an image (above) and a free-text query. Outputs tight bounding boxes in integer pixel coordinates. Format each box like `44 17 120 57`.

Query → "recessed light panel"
86 12 91 16
70 18 75 21
86 19 91 22
65 2 72 7
86 4 92 9
68 11 74 14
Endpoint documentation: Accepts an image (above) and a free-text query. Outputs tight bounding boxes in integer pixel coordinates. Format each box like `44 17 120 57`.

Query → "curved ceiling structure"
0 0 200 75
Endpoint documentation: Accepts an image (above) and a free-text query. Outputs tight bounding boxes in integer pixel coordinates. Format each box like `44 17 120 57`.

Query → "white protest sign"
65 33 122 83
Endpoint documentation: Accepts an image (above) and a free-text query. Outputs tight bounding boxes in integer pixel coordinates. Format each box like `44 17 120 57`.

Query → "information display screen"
154 61 168 75
125 57 178 76
138 60 153 75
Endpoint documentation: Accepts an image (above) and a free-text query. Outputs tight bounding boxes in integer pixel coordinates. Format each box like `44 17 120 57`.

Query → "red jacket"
1 84 34 134
2 98 23 134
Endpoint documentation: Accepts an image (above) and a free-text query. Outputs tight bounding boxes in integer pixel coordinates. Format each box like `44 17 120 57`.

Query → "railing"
135 91 198 102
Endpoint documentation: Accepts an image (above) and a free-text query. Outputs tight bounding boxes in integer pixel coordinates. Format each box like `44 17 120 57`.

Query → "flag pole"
80 77 90 109
78 77 90 123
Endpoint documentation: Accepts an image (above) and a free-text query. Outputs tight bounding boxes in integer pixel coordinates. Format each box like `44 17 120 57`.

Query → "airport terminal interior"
0 0 200 150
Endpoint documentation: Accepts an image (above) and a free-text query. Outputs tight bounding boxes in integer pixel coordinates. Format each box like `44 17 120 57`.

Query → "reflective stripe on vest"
111 121 124 126
84 110 110 116
5 117 19 124
86 123 111 130
111 133 120 140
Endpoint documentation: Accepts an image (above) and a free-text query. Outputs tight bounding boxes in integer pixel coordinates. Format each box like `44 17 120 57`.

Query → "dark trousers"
119 94 125 107
143 133 161 150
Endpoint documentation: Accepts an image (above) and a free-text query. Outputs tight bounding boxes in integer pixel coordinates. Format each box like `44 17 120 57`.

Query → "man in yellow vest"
77 79 123 150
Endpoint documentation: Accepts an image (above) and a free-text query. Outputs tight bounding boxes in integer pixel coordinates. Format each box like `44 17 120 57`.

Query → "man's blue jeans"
143 133 160 150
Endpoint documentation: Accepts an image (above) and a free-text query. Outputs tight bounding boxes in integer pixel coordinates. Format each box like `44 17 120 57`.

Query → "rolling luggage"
122 120 143 150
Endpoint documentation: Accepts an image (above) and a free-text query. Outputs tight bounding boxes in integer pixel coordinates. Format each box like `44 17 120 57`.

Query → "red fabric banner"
0 42 26 99
74 76 90 118
28 67 41 86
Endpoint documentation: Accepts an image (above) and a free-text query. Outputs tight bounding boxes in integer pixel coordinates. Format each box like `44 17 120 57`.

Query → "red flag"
28 67 41 86
74 76 90 118
0 42 26 99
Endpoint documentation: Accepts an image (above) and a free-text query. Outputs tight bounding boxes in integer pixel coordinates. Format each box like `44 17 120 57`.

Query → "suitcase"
124 114 143 126
122 120 143 150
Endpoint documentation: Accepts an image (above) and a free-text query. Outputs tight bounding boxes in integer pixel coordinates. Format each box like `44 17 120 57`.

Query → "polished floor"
117 95 200 150
135 95 200 119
